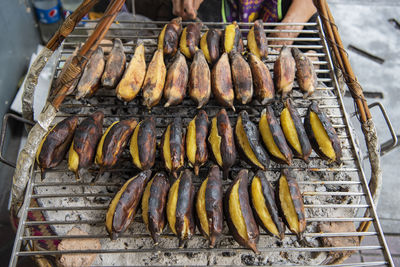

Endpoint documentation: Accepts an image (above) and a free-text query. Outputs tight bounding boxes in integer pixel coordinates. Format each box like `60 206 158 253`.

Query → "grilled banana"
259 106 293 165
208 109 236 179
142 172 170 245
158 17 182 57
75 47 105 99
186 110 209 175
230 52 253 105
115 42 146 102
68 111 104 180
106 170 152 240
292 48 317 98
212 53 235 110
274 46 295 98
304 101 342 163
167 169 196 247
189 50 211 109
225 169 259 253
247 19 268 59
36 116 79 175
281 98 312 162
200 28 221 65
278 169 306 237
222 21 244 54
163 52 188 107
195 165 223 247
249 53 274 104
129 117 157 170
235 111 269 170
161 117 185 178
142 49 167 109
101 38 126 89
250 171 285 239
95 118 138 170
180 22 202 59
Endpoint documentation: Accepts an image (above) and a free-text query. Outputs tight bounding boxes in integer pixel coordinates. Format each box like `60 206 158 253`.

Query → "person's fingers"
183 0 196 20
193 0 203 11
172 0 183 17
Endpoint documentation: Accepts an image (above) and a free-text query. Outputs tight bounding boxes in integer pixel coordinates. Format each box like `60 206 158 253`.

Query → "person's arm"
269 0 317 48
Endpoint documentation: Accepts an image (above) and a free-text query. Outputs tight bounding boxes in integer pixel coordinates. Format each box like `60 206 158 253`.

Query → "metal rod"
15 246 383 256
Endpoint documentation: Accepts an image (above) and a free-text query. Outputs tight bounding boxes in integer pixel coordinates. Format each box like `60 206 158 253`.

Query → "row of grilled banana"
106 166 305 253
68 18 317 108
36 100 342 180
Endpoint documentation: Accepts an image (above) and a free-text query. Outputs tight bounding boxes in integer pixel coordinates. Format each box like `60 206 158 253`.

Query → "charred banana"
249 53 274 104
235 111 269 170
36 116 79 175
189 50 211 109
167 169 196 247
225 169 259 253
230 52 253 105
115 42 146 102
278 169 306 237
247 19 268 59
208 109 236 179
161 117 185 178
304 102 342 163
200 28 221 65
106 170 152 239
195 165 223 247
95 118 138 171
163 52 188 107
212 53 235 110
259 106 293 165
250 171 285 239
101 38 126 88
142 49 167 109
142 172 170 245
68 111 104 180
186 110 209 175
274 46 295 98
292 47 317 98
180 22 202 59
129 117 157 170
75 47 105 99
222 21 244 54
281 98 312 162
158 17 182 57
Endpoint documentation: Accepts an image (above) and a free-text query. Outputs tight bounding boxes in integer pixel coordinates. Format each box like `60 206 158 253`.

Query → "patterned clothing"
223 0 283 23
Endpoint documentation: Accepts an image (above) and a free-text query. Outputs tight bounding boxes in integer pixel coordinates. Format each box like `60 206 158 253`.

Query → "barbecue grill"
2 1 398 266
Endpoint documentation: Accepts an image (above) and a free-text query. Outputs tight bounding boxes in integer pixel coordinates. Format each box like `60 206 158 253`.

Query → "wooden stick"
46 0 99 51
315 0 371 123
51 0 126 109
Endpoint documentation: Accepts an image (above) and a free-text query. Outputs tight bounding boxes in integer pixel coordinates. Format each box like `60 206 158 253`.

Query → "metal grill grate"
9 18 394 266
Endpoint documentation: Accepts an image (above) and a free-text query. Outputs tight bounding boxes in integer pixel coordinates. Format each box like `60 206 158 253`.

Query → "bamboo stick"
46 0 99 51
314 0 371 123
51 0 126 109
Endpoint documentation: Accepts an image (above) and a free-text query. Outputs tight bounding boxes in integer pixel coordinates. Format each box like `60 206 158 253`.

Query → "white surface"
10 45 59 121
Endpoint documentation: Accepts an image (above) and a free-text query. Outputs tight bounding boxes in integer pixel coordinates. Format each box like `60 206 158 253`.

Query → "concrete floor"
1 0 399 266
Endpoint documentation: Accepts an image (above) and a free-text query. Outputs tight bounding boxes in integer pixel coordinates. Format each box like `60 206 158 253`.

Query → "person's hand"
172 0 204 20
268 25 302 51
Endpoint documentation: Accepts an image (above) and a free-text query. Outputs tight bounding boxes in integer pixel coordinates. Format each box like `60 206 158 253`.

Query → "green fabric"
277 0 282 20
222 0 227 23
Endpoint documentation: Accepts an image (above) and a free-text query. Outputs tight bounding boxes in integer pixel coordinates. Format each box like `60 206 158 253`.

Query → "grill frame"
8 18 395 266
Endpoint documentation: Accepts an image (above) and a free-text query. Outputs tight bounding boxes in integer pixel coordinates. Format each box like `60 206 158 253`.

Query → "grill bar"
23 217 374 226
16 246 383 256
20 232 378 241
